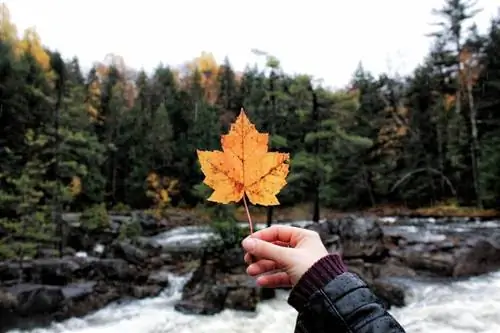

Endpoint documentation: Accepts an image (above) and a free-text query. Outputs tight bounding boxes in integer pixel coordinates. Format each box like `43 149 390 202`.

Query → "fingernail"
242 238 256 251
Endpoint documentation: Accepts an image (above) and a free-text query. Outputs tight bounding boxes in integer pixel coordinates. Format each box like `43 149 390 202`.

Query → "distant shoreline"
229 203 500 223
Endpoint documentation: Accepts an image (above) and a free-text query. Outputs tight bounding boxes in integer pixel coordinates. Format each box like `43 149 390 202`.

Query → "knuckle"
304 228 318 236
253 239 263 251
306 229 321 239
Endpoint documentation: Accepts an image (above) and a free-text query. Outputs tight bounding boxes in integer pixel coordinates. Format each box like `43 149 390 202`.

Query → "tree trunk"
266 206 273 228
266 70 277 227
54 83 64 258
466 63 482 207
312 190 320 223
309 82 320 223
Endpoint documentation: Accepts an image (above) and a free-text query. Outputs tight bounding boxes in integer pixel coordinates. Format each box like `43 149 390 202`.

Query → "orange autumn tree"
197 109 290 234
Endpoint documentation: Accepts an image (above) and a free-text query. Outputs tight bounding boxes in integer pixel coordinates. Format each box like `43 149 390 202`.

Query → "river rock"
110 241 149 265
63 209 207 256
175 248 275 316
306 215 387 260
0 282 103 330
453 236 500 276
389 232 500 278
0 248 172 331
126 210 208 236
66 227 118 254
370 279 406 308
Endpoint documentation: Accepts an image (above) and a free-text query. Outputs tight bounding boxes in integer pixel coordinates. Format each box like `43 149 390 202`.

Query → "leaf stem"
243 195 253 234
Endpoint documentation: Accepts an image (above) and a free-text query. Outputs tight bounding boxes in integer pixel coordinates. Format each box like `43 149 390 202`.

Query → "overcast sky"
4 0 499 88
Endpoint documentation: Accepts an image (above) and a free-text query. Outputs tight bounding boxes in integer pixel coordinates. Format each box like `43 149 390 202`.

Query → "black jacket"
292 273 407 333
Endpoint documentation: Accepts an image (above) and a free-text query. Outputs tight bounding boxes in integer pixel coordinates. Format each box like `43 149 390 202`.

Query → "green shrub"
80 203 109 231
0 242 16 260
210 219 246 250
112 202 131 213
118 217 143 240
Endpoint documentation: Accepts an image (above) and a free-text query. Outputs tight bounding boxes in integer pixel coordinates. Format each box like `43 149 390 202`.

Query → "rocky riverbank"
0 210 202 331
1 211 500 332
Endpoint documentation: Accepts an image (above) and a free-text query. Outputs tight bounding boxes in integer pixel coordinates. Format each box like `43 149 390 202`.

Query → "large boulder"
453 236 500 276
390 232 500 278
0 253 172 331
174 248 275 315
306 215 388 260
133 210 208 236
0 282 100 330
110 241 149 265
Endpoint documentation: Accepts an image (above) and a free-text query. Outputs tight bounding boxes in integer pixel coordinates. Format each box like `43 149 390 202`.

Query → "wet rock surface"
174 248 274 316
0 247 174 331
382 218 500 278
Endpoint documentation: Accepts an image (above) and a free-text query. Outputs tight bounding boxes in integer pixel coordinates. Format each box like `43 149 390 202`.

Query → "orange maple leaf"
197 109 290 227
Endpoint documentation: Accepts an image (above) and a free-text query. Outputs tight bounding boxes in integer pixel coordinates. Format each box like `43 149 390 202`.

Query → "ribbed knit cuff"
288 253 346 312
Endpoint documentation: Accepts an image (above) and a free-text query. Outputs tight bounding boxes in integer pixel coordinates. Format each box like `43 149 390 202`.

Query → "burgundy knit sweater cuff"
287 253 346 312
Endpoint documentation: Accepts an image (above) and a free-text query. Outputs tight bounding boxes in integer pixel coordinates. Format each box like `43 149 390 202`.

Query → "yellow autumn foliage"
146 172 180 218
86 79 102 121
376 105 409 152
0 4 52 75
443 94 455 112
0 4 17 41
90 53 137 112
18 28 51 72
185 52 220 104
69 176 82 197
189 51 219 80
459 47 482 87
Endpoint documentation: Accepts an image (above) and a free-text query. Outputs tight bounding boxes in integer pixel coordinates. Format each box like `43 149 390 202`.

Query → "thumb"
242 237 291 263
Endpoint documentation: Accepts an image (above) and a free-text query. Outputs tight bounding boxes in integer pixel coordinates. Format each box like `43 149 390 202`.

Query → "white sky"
4 0 499 88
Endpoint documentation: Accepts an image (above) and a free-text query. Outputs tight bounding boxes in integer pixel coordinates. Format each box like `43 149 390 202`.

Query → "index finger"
250 225 301 247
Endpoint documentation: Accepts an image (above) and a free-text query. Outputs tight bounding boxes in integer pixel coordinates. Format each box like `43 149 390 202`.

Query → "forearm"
289 255 406 333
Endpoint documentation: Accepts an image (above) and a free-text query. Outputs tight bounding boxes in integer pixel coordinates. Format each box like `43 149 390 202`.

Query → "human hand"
241 225 329 288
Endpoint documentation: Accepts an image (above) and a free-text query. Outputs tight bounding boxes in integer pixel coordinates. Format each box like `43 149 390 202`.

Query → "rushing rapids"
6 217 500 333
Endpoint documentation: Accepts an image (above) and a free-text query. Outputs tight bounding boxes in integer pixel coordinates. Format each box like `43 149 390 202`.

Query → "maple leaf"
197 109 290 207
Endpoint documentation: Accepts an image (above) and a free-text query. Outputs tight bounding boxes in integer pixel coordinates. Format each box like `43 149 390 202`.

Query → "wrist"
288 253 346 312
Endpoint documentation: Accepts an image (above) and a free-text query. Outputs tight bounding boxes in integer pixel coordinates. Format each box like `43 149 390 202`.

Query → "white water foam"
391 271 500 333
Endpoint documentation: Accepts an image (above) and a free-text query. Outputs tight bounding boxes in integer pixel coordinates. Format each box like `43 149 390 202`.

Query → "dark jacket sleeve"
288 255 406 333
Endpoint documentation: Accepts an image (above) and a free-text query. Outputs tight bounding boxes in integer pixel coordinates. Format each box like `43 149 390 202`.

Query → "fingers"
249 225 319 248
246 259 281 276
244 241 289 265
256 272 292 288
242 237 291 263
244 253 253 265
271 240 290 247
250 225 298 246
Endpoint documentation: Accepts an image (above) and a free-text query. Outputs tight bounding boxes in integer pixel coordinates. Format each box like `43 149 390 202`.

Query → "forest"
0 1 500 257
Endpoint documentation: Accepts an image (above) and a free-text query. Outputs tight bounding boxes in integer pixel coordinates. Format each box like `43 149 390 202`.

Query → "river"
7 218 500 333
